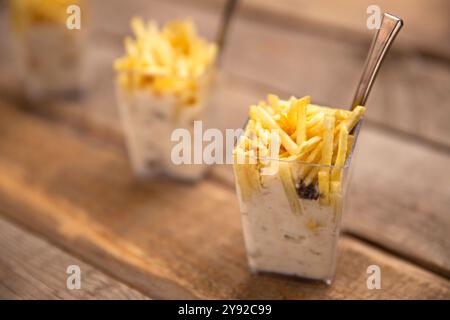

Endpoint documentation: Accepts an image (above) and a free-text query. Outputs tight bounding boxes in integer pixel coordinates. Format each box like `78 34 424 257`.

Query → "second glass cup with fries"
115 18 218 181
9 0 86 102
233 95 365 284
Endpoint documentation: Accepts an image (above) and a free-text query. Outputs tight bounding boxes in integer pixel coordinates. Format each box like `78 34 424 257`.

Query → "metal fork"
351 13 403 109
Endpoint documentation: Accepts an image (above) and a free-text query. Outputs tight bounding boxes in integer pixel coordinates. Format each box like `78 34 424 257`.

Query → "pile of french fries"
115 18 217 106
234 94 365 208
10 0 82 32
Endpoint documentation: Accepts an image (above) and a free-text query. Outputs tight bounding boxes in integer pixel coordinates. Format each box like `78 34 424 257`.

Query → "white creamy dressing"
117 88 207 181
238 172 341 283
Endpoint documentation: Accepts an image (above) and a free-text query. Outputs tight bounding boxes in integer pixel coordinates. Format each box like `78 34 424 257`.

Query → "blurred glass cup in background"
114 18 218 182
116 68 217 181
9 0 86 103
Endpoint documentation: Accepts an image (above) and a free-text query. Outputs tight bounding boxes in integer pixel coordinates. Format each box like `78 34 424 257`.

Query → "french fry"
115 17 217 105
249 105 260 122
279 151 290 158
320 114 335 166
278 162 303 215
346 134 355 160
289 112 323 139
290 131 297 140
287 101 298 128
289 136 321 159
254 106 299 155
267 94 282 113
261 103 275 115
331 126 348 182
318 113 335 205
296 96 310 145
306 104 323 114
307 111 324 128
331 105 364 152
309 121 324 137
298 136 322 157
335 109 350 121
318 171 330 205
233 148 261 201
330 181 341 207
342 106 365 132
240 94 361 207
298 143 322 180
276 113 291 132
131 17 147 38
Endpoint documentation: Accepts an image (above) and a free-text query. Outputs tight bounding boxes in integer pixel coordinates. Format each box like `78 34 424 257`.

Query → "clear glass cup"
10 1 86 102
115 69 216 182
233 122 362 284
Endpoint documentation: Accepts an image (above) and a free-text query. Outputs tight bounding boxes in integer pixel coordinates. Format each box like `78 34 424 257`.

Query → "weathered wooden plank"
0 102 449 299
0 216 148 299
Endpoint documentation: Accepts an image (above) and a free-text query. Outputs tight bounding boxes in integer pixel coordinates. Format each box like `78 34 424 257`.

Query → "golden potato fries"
331 126 349 182
114 17 217 106
234 94 365 206
296 96 310 145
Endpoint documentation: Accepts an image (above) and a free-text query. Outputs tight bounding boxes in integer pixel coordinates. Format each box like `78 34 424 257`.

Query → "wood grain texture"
0 216 148 299
0 102 448 299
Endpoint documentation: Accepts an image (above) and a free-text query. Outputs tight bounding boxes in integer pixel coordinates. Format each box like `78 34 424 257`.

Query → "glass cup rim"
235 117 363 169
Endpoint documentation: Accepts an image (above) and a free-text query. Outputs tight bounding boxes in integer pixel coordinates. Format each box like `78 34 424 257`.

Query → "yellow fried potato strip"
253 106 299 155
278 161 303 215
330 181 342 207
296 96 310 145
318 113 335 205
236 94 365 207
233 149 261 202
331 126 349 182
114 17 217 106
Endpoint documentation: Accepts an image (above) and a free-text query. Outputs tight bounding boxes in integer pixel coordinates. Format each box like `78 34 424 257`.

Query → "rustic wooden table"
0 0 449 299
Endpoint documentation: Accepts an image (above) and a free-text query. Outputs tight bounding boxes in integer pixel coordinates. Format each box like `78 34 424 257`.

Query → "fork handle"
351 13 403 109
216 0 239 65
